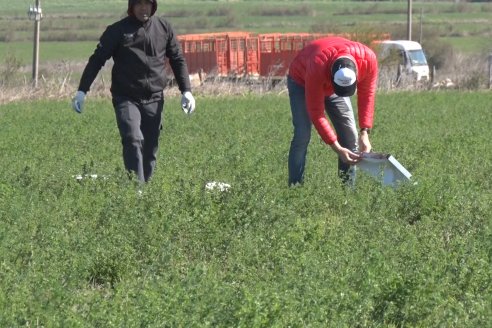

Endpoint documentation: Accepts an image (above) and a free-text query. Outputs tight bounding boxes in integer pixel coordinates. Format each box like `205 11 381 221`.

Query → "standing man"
72 0 195 183
287 36 378 186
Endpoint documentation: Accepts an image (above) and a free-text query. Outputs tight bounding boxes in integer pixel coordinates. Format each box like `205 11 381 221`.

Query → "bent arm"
78 26 118 93
304 60 337 144
357 59 378 129
165 23 191 93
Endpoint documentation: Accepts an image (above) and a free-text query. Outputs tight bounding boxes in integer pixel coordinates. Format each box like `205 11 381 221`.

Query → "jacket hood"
127 0 157 17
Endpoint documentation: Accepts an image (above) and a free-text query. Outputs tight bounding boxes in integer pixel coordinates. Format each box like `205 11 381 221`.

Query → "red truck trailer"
176 32 334 79
256 32 334 77
174 31 389 80
178 31 260 77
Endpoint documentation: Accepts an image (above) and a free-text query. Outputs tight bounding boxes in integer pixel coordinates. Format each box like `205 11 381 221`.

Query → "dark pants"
287 76 358 186
112 93 164 183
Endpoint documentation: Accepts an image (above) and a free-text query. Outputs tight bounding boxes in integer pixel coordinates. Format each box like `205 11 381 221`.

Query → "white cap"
332 67 357 97
333 67 356 87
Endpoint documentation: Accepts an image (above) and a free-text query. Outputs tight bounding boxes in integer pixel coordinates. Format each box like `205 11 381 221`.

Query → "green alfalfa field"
0 91 491 326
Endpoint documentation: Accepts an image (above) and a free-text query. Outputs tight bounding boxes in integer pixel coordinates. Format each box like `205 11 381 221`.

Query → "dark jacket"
78 14 191 100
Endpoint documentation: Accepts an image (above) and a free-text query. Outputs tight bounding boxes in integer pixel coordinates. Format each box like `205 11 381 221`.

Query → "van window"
408 50 427 66
381 48 405 66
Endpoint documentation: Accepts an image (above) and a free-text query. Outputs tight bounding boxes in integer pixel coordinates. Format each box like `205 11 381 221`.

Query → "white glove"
72 91 86 113
181 91 195 114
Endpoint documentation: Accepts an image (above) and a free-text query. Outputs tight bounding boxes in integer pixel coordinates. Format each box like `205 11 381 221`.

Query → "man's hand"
72 91 86 113
330 141 361 165
337 147 362 165
359 129 372 153
181 91 196 114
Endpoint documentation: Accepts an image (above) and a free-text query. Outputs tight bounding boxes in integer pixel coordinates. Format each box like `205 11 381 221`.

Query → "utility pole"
419 8 423 44
407 0 412 41
28 0 43 88
489 53 492 89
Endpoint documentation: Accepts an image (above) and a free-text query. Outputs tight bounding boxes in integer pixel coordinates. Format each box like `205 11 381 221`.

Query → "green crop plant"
0 92 490 326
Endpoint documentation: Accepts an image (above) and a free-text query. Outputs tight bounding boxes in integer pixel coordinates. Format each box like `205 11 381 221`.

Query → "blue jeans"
287 76 358 185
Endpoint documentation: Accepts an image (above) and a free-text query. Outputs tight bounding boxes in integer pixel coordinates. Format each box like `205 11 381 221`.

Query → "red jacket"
289 37 378 145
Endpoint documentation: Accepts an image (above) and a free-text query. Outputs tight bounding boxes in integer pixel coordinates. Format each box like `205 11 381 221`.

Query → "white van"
377 40 430 82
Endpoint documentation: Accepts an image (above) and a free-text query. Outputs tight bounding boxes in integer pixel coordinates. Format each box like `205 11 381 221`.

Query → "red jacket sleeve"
304 56 338 144
356 55 378 129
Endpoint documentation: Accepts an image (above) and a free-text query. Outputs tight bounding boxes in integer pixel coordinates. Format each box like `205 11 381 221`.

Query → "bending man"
287 36 378 186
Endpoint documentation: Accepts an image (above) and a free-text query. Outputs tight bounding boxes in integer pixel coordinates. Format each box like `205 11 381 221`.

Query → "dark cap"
331 56 357 97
